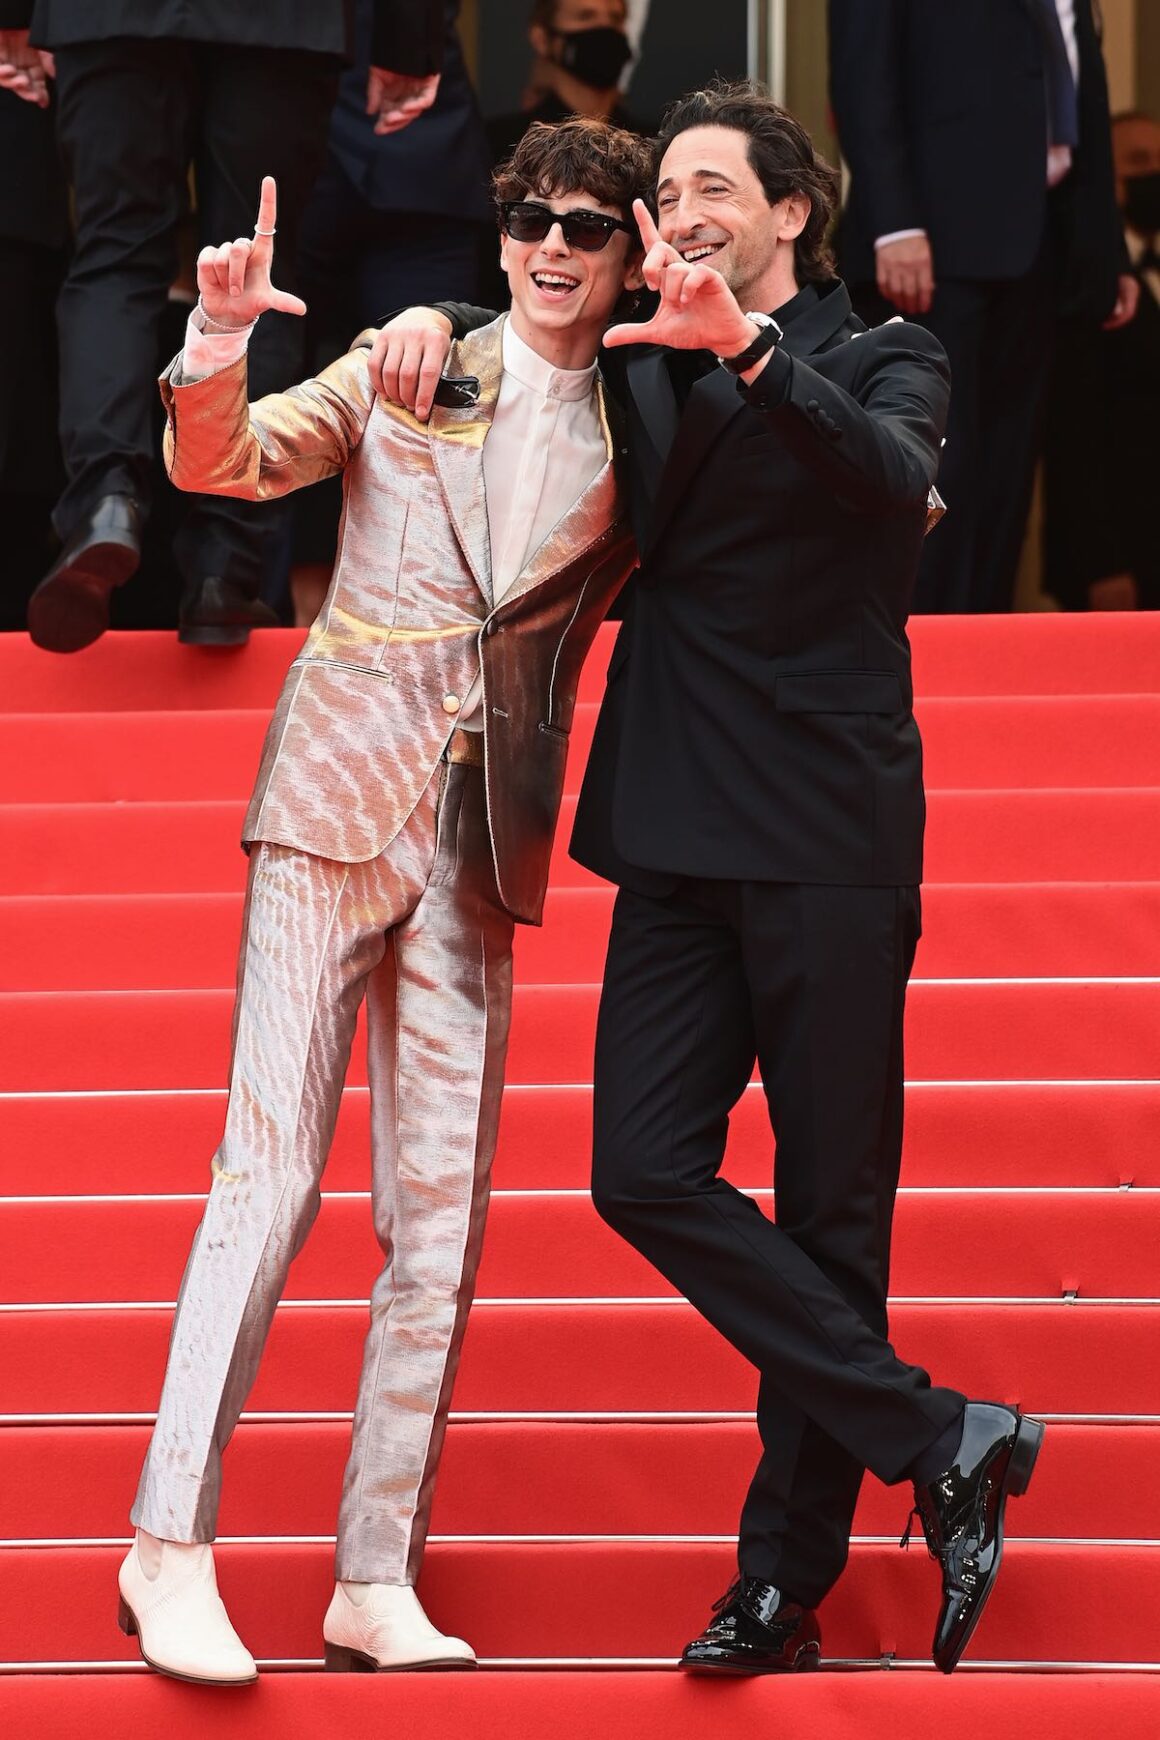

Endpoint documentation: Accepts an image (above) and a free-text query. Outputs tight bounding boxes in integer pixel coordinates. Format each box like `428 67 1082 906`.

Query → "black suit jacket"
12 0 442 70
440 282 949 890
830 0 1125 320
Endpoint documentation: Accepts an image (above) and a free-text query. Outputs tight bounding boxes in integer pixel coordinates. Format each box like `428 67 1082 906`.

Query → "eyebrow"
656 169 738 194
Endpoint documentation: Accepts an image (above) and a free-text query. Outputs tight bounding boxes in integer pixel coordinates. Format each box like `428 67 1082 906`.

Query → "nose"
542 221 571 257
662 192 705 244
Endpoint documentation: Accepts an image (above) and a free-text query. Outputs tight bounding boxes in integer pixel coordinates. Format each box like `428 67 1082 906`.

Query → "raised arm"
161 177 377 499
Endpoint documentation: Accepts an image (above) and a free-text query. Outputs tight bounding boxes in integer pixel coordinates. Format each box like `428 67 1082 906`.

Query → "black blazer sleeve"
740 320 950 514
369 0 444 75
431 300 499 334
828 0 923 241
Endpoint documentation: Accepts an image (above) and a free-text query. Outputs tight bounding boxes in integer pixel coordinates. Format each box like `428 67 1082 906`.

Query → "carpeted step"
4 882 1160 991
3 615 1159 712
0 1673 1157 1740
1 979 1157 1091
3 1302 1154 1415
5 695 1160 804
1 1539 1156 1665
2 1420 1153 1544
6 789 1159 895
4 1081 1156 1197
2 1188 1154 1306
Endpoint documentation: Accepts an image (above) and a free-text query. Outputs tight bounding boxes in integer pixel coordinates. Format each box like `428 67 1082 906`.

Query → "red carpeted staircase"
1 614 1158 1736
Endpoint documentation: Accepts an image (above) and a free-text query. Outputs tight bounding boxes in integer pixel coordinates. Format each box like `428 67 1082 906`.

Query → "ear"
529 23 550 57
499 230 511 275
622 255 646 293
778 192 811 244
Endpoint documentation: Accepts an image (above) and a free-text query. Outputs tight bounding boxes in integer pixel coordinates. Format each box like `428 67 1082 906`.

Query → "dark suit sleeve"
740 321 950 514
0 3 35 27
828 0 924 241
369 0 444 76
432 301 499 335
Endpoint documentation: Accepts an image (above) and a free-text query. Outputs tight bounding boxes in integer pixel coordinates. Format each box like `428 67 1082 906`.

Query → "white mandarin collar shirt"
178 305 608 729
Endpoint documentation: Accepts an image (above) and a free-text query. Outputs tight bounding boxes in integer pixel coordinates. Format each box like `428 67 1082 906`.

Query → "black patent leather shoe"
178 577 280 646
904 1401 1045 1674
680 1579 821 1675
27 493 142 652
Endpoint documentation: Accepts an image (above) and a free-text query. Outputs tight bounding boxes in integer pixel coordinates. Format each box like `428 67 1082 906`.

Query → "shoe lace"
711 1579 743 1614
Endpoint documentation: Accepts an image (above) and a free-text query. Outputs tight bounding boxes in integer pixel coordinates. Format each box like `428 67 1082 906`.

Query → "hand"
366 67 440 136
0 29 54 107
1102 273 1140 330
367 307 454 420
1088 573 1138 610
875 234 935 316
195 176 307 327
603 200 758 356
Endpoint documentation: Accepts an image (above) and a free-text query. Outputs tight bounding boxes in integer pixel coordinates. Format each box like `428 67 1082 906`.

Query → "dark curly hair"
493 117 652 245
655 79 841 283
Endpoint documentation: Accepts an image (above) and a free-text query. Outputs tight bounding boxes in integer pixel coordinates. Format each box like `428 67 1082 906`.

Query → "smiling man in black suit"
367 81 1046 1675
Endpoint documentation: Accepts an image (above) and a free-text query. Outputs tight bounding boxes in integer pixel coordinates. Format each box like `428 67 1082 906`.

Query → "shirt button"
442 694 460 714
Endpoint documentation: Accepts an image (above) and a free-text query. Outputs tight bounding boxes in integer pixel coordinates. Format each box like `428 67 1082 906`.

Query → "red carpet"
1 616 1158 1732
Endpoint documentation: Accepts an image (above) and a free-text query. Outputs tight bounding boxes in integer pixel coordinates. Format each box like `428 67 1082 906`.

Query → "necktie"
1032 0 1080 148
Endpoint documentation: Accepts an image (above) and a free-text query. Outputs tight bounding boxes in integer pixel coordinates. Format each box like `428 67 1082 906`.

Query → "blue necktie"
1033 0 1080 148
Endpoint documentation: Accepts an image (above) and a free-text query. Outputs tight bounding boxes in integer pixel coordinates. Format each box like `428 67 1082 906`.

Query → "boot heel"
116 1597 138 1638
1007 1415 1046 1496
324 1643 374 1673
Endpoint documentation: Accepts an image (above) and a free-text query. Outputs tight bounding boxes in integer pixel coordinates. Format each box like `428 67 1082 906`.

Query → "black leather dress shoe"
905 1401 1045 1674
178 577 281 646
680 1579 821 1674
27 493 142 653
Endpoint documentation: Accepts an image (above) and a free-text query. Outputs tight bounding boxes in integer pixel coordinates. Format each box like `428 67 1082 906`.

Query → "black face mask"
1122 169 1160 236
552 26 633 92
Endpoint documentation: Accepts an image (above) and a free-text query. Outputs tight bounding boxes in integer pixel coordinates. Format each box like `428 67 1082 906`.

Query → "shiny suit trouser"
131 762 515 1584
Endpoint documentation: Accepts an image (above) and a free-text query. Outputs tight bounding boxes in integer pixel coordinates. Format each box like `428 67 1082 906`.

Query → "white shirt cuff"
178 301 257 383
874 229 928 249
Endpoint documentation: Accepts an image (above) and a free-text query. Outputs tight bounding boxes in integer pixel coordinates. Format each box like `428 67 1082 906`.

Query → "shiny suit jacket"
159 318 635 924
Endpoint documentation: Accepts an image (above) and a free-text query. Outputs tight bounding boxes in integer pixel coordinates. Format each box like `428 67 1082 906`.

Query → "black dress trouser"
591 879 966 1608
51 39 337 594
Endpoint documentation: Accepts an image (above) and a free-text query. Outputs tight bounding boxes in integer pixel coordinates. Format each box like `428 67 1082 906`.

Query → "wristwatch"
717 312 783 376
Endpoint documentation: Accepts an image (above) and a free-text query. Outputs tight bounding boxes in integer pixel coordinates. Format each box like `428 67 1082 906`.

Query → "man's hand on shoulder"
368 308 454 421
603 200 760 361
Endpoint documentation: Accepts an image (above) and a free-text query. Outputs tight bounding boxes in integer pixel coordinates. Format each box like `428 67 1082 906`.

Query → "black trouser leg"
736 884 916 1605
591 882 965 1582
177 46 337 597
915 245 1057 613
52 41 197 541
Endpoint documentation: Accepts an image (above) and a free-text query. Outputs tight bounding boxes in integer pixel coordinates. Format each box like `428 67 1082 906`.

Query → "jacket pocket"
774 670 905 714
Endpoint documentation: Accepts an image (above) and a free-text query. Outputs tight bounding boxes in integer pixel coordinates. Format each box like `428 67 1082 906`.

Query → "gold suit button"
442 694 461 714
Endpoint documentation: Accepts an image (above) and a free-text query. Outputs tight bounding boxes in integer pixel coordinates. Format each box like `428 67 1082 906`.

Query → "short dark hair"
655 78 841 283
529 0 627 28
493 117 652 239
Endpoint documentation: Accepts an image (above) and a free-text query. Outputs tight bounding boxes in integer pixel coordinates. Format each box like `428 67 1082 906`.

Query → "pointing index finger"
633 198 662 254
255 175 277 240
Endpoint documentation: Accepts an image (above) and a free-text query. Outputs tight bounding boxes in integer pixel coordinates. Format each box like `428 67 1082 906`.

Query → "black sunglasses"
500 200 634 253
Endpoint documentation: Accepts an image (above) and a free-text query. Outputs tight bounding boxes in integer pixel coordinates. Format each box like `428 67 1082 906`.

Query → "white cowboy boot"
117 1530 258 1685
323 1582 477 1671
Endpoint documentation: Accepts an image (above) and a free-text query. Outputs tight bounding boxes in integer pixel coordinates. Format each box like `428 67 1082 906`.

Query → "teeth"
534 273 579 289
682 244 722 262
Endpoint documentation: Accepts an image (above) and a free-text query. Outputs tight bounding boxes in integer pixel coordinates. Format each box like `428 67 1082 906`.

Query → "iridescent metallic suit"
131 318 634 1582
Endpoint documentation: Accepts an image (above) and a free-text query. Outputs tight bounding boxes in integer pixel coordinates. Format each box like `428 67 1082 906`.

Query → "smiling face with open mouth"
655 124 804 316
501 188 643 370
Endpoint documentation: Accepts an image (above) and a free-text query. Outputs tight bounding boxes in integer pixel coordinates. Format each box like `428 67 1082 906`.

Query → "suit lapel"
642 366 746 558
428 317 505 606
500 374 624 610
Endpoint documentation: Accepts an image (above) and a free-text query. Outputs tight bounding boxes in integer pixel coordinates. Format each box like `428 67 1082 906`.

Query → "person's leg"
176 45 336 623
591 881 965 1491
335 764 515 1588
131 839 403 1542
50 40 195 540
737 883 936 1610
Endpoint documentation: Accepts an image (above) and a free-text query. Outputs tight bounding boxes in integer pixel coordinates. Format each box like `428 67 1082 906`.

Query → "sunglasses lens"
503 204 621 252
504 205 550 242
564 217 615 252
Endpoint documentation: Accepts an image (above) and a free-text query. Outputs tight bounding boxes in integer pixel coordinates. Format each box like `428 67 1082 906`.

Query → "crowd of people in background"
0 0 1156 640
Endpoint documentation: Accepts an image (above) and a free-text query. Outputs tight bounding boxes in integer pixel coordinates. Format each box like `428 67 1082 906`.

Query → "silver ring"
254 226 276 237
